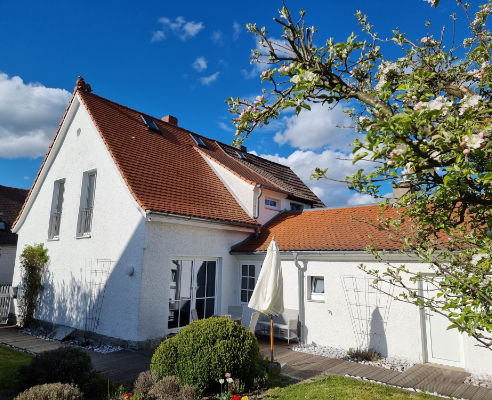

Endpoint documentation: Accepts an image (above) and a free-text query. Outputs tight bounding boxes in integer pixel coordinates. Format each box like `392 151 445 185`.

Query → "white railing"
77 207 93 236
0 285 12 324
48 211 62 239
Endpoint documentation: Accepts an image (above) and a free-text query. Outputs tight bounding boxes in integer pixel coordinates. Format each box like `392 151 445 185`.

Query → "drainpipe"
253 184 263 219
293 252 306 344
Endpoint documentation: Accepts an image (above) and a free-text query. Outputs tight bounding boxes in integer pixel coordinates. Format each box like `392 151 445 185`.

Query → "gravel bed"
292 343 415 372
20 327 122 354
464 373 492 389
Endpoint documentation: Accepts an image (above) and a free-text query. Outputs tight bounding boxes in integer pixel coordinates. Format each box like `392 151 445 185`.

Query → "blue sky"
0 0 471 206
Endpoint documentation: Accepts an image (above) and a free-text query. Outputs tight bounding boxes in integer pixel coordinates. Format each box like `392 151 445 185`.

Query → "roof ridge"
218 141 292 169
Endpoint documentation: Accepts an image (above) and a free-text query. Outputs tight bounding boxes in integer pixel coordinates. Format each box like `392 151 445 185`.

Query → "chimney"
162 115 178 126
392 181 413 203
234 143 247 153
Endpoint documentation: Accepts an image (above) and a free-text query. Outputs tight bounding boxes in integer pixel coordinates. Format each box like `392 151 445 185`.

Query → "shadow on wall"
369 307 388 357
31 219 146 343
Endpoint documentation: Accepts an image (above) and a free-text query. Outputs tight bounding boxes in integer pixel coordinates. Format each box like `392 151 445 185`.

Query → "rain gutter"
293 252 306 344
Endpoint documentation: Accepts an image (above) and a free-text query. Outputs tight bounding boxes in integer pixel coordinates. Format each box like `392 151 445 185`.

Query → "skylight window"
190 133 207 148
140 114 161 133
236 150 247 160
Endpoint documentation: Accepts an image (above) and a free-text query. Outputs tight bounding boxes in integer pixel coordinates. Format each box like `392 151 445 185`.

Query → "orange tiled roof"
232 205 405 252
77 91 259 226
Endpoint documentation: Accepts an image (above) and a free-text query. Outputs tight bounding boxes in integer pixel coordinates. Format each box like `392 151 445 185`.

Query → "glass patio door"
168 259 217 331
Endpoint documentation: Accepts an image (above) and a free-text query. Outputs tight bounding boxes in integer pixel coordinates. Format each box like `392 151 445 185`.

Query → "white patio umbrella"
248 238 284 363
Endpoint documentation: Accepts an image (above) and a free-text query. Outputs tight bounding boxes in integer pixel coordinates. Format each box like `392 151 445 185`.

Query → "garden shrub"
133 370 159 398
148 376 180 400
18 243 49 327
14 383 83 400
150 317 263 395
347 347 381 361
178 384 198 400
18 347 93 390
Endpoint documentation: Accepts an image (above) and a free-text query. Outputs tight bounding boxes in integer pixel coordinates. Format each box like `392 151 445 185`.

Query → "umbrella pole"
270 316 274 364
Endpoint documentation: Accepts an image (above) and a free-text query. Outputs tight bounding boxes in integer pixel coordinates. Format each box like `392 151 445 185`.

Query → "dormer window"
265 198 279 209
290 202 304 211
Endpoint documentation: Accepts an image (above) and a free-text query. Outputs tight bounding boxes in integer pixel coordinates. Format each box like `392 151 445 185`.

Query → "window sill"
47 237 60 241
76 234 92 239
307 297 325 303
265 205 280 211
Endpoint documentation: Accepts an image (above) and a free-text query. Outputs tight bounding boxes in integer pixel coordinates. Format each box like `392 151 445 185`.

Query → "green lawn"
0 345 33 398
264 375 440 400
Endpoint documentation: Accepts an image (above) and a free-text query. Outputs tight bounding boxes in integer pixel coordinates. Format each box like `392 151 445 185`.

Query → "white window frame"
239 263 257 304
76 170 97 238
307 275 325 302
48 179 65 240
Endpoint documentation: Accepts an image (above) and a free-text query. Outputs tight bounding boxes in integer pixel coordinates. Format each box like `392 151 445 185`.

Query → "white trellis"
341 276 394 350
0 284 12 324
84 259 112 335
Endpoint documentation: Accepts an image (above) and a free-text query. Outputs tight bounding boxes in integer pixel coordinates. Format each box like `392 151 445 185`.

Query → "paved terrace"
1 325 491 400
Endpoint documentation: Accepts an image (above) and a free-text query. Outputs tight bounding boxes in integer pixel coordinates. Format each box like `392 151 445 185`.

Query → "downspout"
253 184 263 219
293 252 306 344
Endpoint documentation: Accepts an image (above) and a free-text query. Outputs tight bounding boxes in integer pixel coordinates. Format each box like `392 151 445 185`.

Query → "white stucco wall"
12 95 146 342
237 253 492 375
201 156 256 217
138 217 252 342
0 245 16 284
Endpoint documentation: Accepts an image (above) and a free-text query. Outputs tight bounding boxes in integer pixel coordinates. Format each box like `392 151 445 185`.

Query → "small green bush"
18 347 93 390
347 347 381 361
14 383 83 400
151 317 263 395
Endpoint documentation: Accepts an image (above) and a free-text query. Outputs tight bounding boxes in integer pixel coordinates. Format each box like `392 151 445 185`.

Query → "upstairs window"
290 202 304 211
77 171 96 237
48 179 65 239
190 133 208 148
265 198 279 209
140 114 161 133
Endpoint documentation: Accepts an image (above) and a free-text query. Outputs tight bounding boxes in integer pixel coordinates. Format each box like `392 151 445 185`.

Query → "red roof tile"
232 205 405 252
77 91 259 226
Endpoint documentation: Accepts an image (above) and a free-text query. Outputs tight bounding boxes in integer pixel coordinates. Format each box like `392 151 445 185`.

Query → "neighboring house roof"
0 185 28 245
231 205 404 252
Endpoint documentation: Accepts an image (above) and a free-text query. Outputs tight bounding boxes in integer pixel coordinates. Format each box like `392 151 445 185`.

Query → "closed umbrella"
248 238 284 363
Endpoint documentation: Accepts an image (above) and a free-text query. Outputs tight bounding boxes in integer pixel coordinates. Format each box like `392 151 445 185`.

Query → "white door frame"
168 256 220 334
418 277 465 368
237 260 262 325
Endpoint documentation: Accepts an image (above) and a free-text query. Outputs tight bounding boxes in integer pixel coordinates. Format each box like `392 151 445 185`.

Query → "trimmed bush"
347 347 381 361
151 317 263 395
18 347 93 390
14 383 83 400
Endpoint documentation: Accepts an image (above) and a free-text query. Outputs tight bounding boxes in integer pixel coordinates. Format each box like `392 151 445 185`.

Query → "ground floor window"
168 259 217 330
240 264 256 303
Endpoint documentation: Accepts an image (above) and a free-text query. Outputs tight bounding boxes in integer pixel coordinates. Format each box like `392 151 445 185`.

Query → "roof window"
190 133 208 148
140 115 161 133
236 150 247 160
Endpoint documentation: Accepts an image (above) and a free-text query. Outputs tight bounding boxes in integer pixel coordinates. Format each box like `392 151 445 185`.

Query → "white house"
11 77 491 375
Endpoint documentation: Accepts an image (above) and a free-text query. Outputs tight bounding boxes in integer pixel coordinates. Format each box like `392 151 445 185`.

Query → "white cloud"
233 21 241 40
0 73 71 159
211 30 224 45
273 103 355 152
156 16 204 41
193 57 207 72
256 149 376 207
151 30 165 42
200 72 220 85
218 121 232 131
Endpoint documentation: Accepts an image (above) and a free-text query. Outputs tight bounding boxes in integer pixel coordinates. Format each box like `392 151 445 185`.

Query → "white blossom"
291 75 301 84
393 144 408 156
464 134 485 149
304 71 317 81
459 94 481 115
402 162 413 176
427 96 452 111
